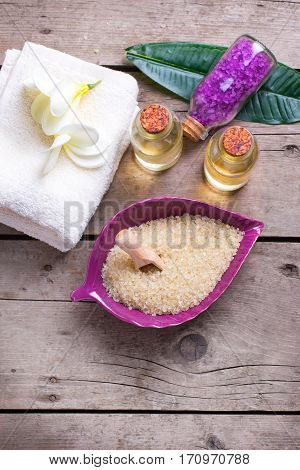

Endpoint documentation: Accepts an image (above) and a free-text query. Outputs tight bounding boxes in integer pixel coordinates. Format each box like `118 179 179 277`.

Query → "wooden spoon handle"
115 229 164 271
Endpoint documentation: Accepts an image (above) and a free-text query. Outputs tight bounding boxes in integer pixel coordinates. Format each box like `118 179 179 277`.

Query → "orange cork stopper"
140 104 169 134
223 127 253 156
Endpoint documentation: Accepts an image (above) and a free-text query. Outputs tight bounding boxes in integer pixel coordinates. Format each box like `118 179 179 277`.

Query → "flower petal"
34 68 55 96
50 79 80 117
41 98 79 136
31 93 49 124
49 134 71 150
60 124 99 147
42 145 62 175
68 143 102 157
65 147 104 169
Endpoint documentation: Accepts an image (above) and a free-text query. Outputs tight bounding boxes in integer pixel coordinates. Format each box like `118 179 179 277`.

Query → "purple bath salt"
182 35 277 141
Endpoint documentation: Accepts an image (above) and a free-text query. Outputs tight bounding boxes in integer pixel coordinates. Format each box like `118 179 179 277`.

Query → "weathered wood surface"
0 0 299 67
0 242 299 411
1 240 300 302
1 131 299 237
0 0 299 450
0 414 299 449
86 132 300 237
0 72 299 237
2 132 300 237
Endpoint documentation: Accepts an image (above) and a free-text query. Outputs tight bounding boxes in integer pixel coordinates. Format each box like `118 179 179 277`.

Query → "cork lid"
140 104 169 134
223 127 252 156
182 115 208 141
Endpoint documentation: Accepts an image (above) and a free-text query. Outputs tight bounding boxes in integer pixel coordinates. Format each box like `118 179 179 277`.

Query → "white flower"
25 69 101 135
25 69 104 175
43 124 105 175
24 68 54 96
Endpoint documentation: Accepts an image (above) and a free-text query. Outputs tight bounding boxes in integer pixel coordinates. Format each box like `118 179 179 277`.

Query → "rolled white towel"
0 42 138 251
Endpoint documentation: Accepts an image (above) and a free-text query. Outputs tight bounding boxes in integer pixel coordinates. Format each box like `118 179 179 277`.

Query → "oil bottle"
204 126 259 191
131 103 183 172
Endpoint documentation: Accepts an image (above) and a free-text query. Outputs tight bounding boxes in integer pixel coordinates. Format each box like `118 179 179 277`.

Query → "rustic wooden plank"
86 133 300 237
0 242 299 410
0 0 298 448
0 413 299 449
91 70 300 238
0 0 299 67
136 74 300 134
0 240 300 306
1 240 300 302
0 130 299 237
0 71 299 237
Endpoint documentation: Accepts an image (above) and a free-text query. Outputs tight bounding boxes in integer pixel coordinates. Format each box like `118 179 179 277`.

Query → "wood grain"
0 413 299 449
0 71 299 237
86 132 300 237
136 73 300 128
1 240 300 302
93 67 300 236
94 69 300 237
0 128 299 237
0 0 299 67
1 133 300 237
0 242 299 411
0 0 299 450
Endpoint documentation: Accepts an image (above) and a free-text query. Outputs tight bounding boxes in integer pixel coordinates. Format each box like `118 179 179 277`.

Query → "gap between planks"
0 409 299 415
0 235 300 242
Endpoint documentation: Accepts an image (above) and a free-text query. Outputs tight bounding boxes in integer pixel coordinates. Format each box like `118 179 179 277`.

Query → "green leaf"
126 42 300 125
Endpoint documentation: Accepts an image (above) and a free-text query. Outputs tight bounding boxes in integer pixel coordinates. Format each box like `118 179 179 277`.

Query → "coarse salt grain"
102 215 243 315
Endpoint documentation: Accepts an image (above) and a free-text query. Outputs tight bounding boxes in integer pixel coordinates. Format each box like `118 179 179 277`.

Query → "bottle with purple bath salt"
182 35 277 142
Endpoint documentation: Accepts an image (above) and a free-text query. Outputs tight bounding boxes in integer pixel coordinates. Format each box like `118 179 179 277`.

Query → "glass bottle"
204 126 259 191
182 35 277 141
131 103 183 172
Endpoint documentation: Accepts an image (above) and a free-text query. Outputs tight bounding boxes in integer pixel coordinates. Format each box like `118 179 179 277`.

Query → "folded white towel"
0 42 138 251
0 49 21 95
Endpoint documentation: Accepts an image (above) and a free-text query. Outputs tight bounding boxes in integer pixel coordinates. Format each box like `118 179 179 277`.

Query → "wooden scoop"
115 229 164 271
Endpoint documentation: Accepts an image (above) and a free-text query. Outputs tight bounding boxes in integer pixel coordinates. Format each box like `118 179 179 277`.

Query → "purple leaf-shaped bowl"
71 197 263 328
